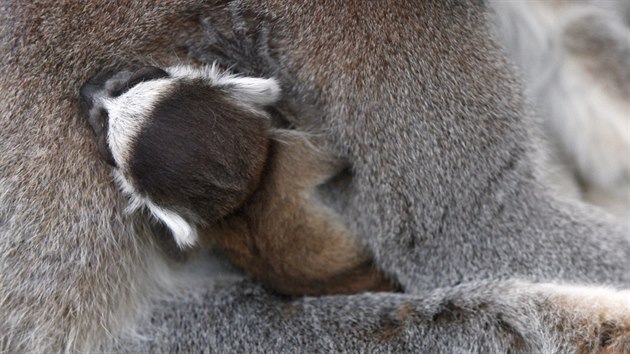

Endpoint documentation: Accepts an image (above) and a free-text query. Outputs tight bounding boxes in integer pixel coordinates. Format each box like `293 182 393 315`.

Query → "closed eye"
110 66 170 97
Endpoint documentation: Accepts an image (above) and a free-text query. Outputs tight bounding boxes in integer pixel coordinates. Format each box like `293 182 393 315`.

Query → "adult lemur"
1 1 629 353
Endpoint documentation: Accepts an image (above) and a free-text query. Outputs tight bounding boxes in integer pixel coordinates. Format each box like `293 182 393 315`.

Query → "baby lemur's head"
79 65 280 248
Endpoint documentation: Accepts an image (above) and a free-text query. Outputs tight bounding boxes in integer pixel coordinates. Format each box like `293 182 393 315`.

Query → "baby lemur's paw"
190 5 281 79
79 64 280 248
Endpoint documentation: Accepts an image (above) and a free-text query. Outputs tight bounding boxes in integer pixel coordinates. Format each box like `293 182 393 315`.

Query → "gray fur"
119 276 630 353
489 0 630 218
188 0 630 289
1 1 629 353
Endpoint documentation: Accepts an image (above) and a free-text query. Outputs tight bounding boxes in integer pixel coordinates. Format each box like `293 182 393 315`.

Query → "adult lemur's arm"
121 279 630 353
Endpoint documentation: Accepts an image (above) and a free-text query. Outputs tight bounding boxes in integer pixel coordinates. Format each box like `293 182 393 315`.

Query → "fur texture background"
490 0 630 218
1 1 629 352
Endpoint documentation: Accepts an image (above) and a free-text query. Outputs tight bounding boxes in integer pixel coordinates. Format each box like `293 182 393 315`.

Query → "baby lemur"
79 64 394 296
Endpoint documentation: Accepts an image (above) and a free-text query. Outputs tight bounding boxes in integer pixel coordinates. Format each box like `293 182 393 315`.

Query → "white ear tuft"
167 64 281 108
225 77 281 108
145 202 198 248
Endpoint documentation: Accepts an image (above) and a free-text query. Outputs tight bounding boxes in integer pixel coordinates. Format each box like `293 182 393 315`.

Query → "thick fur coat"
1 1 629 352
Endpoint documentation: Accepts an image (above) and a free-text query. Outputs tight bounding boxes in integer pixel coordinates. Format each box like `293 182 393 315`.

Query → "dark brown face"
78 65 278 246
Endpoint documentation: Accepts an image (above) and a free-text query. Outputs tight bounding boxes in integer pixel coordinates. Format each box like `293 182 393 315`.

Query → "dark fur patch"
129 80 270 222
432 301 465 323
110 66 170 97
366 307 405 342
79 72 117 166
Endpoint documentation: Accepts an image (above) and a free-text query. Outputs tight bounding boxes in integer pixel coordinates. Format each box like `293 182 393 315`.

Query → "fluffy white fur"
166 64 281 109
144 203 198 248
532 283 630 315
113 170 199 248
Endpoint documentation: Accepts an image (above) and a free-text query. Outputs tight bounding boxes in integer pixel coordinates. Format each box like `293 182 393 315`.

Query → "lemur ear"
145 202 198 248
224 77 281 109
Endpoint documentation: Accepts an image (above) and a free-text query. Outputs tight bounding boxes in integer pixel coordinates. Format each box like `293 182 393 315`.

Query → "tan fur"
527 284 630 353
202 131 396 296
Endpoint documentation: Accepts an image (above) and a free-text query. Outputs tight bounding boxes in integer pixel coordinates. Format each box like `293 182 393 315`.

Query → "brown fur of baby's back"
202 131 396 296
